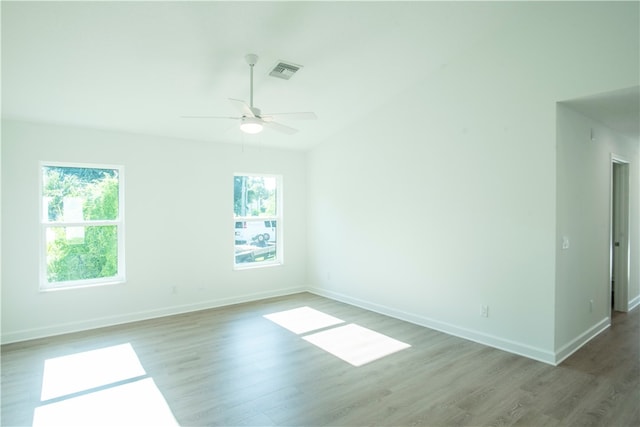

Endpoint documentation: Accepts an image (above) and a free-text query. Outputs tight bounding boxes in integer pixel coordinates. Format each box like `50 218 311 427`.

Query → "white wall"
1 120 307 343
555 105 640 362
307 2 638 364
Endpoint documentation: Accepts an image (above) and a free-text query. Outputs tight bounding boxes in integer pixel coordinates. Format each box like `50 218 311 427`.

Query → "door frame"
610 154 630 313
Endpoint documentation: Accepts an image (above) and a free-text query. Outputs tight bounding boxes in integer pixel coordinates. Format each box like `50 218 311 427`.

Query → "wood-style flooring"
1 292 638 426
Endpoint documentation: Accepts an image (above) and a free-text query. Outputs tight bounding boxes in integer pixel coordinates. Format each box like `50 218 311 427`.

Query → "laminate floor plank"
2 292 638 426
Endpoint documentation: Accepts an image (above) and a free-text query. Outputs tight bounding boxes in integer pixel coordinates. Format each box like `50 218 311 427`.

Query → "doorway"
611 156 630 313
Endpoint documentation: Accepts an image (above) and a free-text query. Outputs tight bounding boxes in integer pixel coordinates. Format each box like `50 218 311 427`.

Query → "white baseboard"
628 295 640 311
4 285 624 366
1 286 305 345
554 317 610 365
308 287 557 366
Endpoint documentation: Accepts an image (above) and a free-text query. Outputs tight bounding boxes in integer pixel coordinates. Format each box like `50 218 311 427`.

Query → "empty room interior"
1 1 639 426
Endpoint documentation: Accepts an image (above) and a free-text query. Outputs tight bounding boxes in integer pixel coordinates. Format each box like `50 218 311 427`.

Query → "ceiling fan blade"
261 112 317 121
181 115 239 119
263 121 298 135
228 98 255 118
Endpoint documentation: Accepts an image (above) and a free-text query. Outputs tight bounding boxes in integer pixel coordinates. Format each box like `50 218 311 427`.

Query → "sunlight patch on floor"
303 323 411 367
41 343 146 401
35 343 178 426
263 306 345 334
33 377 179 427
264 306 411 367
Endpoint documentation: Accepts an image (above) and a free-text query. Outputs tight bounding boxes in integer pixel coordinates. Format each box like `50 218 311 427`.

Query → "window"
234 174 282 268
40 163 125 289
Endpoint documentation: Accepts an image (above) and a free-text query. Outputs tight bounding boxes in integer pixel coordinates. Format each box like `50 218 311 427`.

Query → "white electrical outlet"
481 305 489 318
589 299 594 312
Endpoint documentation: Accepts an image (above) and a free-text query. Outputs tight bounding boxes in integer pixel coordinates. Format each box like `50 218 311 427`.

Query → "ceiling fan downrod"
245 54 259 110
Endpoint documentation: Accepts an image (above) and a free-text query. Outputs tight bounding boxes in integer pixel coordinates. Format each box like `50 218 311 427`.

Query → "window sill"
233 261 283 271
40 279 126 292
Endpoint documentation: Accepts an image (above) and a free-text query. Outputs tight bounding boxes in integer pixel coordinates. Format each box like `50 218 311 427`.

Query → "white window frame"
39 161 125 290
233 173 283 270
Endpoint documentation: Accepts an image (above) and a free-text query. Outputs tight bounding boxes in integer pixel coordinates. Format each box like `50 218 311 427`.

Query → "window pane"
46 225 119 283
233 174 280 268
233 175 276 218
43 166 119 222
234 219 277 265
234 219 277 245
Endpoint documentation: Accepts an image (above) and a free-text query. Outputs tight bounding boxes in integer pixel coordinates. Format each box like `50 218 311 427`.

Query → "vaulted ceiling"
2 2 638 150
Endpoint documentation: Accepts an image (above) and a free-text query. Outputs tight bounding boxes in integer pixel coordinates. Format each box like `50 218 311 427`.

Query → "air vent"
269 61 302 80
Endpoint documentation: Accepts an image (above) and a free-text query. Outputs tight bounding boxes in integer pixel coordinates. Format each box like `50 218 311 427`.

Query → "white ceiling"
2 2 638 150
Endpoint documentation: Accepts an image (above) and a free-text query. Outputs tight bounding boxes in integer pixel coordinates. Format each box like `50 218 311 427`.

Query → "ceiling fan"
183 54 317 135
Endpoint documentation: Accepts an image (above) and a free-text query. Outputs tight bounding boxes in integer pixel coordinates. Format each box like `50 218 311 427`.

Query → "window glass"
41 164 124 289
234 175 281 268
234 175 277 217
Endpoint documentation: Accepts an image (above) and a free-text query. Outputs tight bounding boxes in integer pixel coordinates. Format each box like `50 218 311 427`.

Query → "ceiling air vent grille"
269 61 302 80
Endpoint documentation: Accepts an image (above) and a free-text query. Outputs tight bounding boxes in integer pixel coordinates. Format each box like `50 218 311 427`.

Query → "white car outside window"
235 220 277 244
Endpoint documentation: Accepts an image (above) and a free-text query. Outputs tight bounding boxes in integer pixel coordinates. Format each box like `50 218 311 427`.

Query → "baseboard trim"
554 317 610 365
1 286 305 345
628 295 640 311
4 285 622 365
308 287 557 366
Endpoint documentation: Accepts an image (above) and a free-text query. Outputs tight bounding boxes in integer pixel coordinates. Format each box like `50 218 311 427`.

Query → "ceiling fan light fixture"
240 116 263 134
